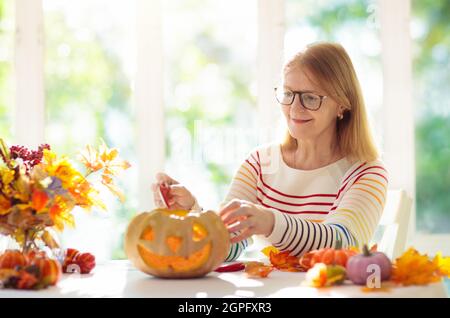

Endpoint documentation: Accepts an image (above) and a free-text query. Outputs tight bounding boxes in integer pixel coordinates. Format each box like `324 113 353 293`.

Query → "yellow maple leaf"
102 178 125 203
78 144 104 172
41 230 59 249
391 248 445 286
99 141 119 163
261 246 280 257
1 167 15 186
434 252 450 278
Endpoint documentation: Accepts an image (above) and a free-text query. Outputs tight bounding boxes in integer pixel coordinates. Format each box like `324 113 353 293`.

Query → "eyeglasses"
274 87 327 111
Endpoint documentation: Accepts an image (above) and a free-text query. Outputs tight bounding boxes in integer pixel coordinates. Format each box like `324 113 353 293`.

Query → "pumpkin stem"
335 237 343 250
362 244 371 257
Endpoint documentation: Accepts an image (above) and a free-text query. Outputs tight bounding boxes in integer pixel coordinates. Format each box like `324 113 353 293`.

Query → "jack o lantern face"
137 221 212 272
125 209 230 278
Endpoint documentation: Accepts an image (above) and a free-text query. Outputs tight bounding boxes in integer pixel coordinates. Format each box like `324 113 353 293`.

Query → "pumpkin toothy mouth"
137 243 212 273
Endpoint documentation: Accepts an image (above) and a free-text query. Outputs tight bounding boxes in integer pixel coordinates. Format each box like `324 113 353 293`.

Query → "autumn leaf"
261 246 306 272
391 248 447 286
269 250 305 272
434 252 450 278
245 261 274 278
0 138 11 162
99 141 118 163
1 167 15 186
261 246 280 257
361 282 393 293
53 210 76 231
78 141 130 203
78 144 104 172
41 230 59 249
102 179 125 203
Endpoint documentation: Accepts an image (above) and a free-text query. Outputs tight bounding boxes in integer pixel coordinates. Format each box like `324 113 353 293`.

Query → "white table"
0 261 447 298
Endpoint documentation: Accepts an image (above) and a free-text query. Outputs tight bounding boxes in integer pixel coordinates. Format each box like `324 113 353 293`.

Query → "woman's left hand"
219 199 275 243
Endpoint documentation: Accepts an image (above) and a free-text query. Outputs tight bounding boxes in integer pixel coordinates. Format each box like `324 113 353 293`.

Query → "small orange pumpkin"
299 244 357 269
30 257 62 286
125 208 230 278
25 250 47 262
0 250 28 269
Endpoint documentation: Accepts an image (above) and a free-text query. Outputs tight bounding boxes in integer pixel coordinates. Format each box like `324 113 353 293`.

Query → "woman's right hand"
151 172 196 211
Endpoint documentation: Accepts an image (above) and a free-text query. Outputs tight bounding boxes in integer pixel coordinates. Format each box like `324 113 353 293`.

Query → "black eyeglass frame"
274 87 328 111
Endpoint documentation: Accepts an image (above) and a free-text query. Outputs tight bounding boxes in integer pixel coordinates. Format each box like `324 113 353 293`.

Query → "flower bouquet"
0 138 130 289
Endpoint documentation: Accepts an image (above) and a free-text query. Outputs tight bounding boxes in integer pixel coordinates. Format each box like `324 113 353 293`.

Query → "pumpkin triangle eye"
140 227 154 241
192 223 207 242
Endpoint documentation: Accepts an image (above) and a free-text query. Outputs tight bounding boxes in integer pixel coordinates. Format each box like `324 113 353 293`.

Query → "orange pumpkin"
25 250 47 262
125 208 230 278
0 250 28 269
30 257 62 286
299 246 357 269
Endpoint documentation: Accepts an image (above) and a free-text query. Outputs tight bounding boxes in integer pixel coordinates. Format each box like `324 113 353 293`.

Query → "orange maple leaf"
391 248 448 286
245 261 273 278
269 250 305 272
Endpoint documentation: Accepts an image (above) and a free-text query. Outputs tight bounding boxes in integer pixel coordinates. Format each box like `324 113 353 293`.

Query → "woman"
151 42 388 262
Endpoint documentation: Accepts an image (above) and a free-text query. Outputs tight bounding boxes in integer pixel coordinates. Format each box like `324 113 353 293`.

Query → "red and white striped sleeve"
265 160 389 256
220 150 260 261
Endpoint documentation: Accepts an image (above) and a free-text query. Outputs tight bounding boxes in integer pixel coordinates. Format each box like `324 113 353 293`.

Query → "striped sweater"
222 143 389 261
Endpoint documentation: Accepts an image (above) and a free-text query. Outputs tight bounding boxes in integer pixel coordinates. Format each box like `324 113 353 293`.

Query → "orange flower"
31 189 49 212
0 194 11 215
48 196 75 231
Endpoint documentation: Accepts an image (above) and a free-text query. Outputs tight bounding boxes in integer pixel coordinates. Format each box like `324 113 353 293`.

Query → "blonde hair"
281 42 379 163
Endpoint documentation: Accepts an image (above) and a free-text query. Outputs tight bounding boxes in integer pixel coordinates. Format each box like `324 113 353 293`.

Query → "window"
163 0 258 209
412 0 450 234
285 0 383 148
43 0 138 259
0 0 14 140
3 0 448 261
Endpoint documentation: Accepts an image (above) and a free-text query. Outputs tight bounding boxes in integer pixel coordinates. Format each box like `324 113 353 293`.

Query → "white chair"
371 189 413 260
